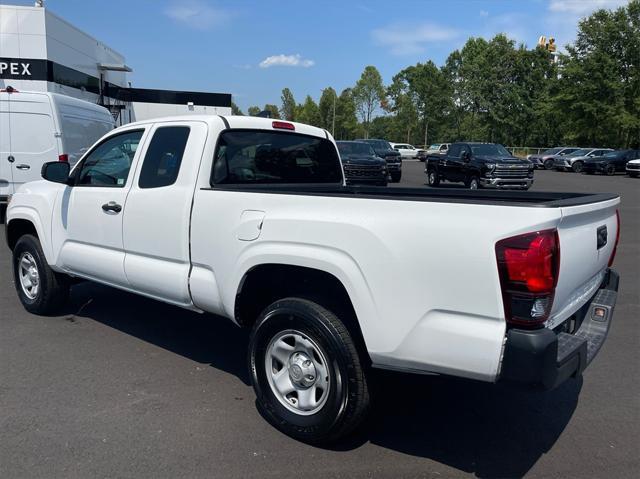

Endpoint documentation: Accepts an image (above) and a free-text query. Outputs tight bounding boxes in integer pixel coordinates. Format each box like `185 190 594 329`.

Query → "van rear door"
6 93 59 190
0 92 13 198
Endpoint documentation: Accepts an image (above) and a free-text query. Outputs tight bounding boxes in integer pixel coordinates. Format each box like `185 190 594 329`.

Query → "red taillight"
608 210 620 267
496 229 560 328
272 121 295 131
58 154 68 162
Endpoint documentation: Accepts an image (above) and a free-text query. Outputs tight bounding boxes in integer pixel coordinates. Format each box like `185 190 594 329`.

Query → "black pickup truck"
356 139 402 182
426 142 534 190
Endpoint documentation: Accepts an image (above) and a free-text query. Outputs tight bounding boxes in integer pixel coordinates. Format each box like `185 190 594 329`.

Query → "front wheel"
468 176 480 190
390 172 402 183
12 234 69 315
629 172 638 178
249 298 370 443
544 159 554 170
427 169 440 187
605 164 616 176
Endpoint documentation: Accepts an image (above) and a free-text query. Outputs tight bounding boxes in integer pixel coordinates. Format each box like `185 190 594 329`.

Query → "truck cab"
426 142 534 190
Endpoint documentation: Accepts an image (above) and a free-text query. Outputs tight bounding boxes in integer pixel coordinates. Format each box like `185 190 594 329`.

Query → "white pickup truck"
5 116 621 443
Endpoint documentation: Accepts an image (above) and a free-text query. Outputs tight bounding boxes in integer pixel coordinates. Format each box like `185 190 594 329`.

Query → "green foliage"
231 101 243 115
318 87 337 133
263 104 280 119
296 95 321 126
247 106 261 116
280 88 296 121
334 88 359 140
352 66 385 138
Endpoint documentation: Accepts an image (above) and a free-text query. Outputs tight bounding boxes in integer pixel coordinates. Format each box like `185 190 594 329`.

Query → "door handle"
102 201 122 213
16 164 30 170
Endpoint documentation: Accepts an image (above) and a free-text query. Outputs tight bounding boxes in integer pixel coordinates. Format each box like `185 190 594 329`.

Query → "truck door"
7 96 59 189
122 121 207 306
56 128 146 285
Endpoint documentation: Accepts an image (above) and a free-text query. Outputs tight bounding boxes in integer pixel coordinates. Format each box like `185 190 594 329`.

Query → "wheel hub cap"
18 252 40 300
288 352 317 388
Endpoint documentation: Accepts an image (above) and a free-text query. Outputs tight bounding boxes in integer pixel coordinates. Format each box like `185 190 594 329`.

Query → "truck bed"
206 184 618 208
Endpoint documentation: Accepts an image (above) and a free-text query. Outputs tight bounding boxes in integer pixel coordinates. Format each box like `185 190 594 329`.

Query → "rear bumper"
500 269 619 390
480 178 533 189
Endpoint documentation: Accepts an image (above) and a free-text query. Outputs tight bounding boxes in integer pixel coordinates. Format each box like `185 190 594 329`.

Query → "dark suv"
336 141 388 186
426 142 534 190
356 139 402 182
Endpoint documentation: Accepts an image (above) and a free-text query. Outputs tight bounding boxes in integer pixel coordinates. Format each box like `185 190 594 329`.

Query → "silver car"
553 148 613 173
527 147 579 169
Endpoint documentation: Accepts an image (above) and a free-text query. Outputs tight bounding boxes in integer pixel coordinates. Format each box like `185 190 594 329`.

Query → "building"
0 2 232 125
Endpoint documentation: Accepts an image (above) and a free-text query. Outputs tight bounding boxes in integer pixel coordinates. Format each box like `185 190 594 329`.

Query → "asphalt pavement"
1 165 638 478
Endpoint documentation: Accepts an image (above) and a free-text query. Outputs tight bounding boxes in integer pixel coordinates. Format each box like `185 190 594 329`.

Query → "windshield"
363 139 390 149
337 142 374 156
567 148 592 157
542 147 562 155
429 144 440 149
469 144 511 156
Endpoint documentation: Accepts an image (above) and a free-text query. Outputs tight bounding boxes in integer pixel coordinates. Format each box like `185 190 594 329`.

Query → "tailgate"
547 196 620 328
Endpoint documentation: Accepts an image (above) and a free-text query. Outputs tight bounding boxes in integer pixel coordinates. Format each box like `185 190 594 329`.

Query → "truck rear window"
211 130 343 185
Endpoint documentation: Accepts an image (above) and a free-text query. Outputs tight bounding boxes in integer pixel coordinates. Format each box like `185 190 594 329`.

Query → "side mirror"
41 161 71 184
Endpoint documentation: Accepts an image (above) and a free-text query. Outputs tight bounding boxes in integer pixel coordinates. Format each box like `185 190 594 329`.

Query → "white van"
0 89 115 205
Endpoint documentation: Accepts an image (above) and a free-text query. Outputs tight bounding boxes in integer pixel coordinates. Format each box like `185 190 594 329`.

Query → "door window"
448 144 461 157
75 130 143 187
138 126 190 188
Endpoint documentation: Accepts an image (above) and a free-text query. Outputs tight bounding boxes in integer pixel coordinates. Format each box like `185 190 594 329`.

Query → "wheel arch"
233 261 374 364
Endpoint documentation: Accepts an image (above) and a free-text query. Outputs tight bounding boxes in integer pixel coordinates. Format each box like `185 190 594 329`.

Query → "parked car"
527 147 579 170
356 138 402 182
6 115 621 443
390 142 419 159
424 143 450 157
626 157 640 177
553 148 613 172
582 149 640 176
337 141 387 186
426 142 534 190
0 87 115 208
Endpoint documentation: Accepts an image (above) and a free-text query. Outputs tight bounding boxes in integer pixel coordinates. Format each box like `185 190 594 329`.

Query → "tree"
352 66 385 138
280 88 297 121
318 87 337 133
296 95 321 126
263 104 281 119
247 106 261 116
231 101 243 115
334 88 359 139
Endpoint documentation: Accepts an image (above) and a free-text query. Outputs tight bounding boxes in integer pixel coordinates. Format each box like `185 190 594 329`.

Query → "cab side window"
76 130 143 187
448 144 461 157
138 126 190 189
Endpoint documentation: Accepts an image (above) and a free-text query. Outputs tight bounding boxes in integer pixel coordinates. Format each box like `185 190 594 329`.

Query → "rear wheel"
427 169 440 187
249 298 370 443
544 159 554 170
572 161 584 173
605 164 616 176
12 235 69 315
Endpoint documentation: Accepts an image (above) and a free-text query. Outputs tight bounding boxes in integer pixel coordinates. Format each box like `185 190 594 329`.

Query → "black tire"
390 172 402 183
544 159 554 170
572 161 584 173
427 169 440 187
249 297 370 443
12 234 69 315
629 172 638 178
468 176 480 190
605 164 616 176
585 170 594 175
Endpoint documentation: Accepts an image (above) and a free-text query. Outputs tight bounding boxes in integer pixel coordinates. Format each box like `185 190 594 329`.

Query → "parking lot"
1 165 638 479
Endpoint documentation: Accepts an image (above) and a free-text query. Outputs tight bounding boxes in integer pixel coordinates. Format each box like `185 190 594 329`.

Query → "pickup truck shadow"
66 282 580 478
343 370 581 478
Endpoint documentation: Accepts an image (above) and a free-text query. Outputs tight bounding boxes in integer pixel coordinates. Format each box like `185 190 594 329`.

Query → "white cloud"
164 1 231 30
372 23 460 55
549 0 628 15
259 54 315 68
480 10 489 17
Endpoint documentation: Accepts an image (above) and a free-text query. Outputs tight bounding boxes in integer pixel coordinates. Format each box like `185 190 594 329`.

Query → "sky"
2 0 632 111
